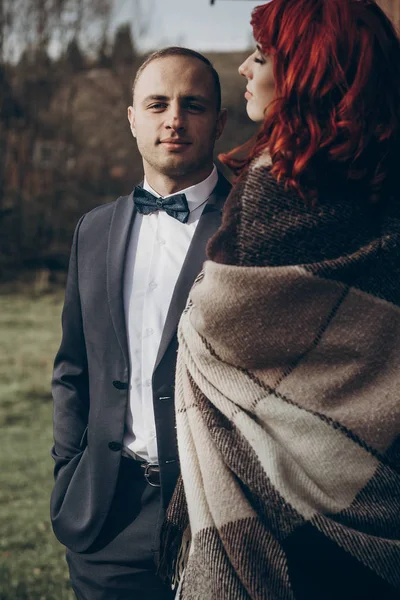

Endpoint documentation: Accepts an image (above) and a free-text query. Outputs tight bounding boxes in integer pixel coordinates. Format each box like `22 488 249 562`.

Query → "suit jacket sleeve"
51 214 90 479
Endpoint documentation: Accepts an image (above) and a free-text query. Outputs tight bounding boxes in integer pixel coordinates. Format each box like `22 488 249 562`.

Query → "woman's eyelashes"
254 54 266 65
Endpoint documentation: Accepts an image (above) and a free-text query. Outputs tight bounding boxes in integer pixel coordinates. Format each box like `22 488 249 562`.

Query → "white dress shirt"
123 166 218 464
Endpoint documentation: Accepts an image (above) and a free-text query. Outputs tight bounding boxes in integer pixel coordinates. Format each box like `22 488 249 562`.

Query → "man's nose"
165 107 185 130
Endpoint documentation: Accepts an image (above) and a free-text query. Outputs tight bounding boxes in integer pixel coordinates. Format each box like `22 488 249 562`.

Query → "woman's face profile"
238 44 275 122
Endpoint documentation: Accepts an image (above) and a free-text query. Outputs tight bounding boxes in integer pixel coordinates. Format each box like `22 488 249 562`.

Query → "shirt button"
145 379 152 387
149 281 158 291
144 328 154 337
157 237 166 246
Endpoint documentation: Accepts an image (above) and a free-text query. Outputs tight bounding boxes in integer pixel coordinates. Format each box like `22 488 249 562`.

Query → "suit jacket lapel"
154 173 231 371
107 192 135 365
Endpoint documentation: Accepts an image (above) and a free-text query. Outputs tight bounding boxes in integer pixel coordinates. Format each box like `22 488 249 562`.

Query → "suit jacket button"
112 380 128 390
108 441 122 451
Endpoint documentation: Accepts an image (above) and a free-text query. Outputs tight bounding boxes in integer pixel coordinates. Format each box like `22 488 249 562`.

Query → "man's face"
128 56 226 184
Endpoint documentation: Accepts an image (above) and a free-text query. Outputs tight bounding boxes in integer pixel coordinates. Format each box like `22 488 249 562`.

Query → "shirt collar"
143 165 218 213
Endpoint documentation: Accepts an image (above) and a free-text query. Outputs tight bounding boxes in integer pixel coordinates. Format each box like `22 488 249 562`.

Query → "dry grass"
0 288 74 600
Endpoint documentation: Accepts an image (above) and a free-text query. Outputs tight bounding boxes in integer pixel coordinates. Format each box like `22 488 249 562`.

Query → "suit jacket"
50 172 231 553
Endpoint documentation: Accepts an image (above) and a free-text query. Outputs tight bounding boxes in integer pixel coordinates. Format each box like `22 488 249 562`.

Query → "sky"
112 0 263 53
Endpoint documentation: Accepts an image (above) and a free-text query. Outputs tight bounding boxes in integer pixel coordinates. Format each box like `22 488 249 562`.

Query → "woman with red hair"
160 1 400 598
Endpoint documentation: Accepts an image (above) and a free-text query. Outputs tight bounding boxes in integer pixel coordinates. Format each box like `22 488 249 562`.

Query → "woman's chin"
246 103 264 123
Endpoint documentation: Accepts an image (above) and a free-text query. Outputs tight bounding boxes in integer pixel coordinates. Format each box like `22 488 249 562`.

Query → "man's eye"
149 103 167 109
187 104 205 112
254 57 265 65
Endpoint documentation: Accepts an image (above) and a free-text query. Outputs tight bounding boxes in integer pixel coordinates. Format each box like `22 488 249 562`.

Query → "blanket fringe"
157 476 190 590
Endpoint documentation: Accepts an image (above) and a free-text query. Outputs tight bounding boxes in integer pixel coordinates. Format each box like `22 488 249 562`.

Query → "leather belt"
141 462 161 487
121 451 161 487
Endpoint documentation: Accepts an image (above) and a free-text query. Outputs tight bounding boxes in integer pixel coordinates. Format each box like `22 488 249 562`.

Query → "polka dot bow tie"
133 186 190 224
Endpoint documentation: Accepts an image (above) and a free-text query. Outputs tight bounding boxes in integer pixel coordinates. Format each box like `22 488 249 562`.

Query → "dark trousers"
66 457 175 600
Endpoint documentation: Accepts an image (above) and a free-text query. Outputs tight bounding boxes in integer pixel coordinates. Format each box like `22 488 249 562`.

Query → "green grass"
0 289 75 599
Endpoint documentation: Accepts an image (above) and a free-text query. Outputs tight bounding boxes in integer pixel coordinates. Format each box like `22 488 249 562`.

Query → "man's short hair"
132 47 222 112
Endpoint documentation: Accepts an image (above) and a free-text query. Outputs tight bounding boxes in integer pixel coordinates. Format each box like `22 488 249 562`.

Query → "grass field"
0 287 75 599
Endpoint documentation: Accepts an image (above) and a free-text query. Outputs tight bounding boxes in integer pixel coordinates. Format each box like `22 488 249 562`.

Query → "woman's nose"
238 57 251 79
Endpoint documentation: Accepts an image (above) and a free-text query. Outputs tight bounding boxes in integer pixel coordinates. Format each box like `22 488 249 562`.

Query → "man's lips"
159 139 192 151
245 89 253 100
159 139 191 145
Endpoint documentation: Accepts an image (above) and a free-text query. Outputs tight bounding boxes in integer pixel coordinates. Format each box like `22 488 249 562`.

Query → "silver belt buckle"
142 463 161 487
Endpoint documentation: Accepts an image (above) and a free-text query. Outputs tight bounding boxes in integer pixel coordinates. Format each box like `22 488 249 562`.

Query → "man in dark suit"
50 47 230 600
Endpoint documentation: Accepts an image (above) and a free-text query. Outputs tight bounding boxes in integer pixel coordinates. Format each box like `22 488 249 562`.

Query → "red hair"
220 0 400 204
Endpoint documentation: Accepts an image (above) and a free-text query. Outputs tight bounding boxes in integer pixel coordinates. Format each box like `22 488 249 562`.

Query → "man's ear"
216 108 228 140
127 105 136 138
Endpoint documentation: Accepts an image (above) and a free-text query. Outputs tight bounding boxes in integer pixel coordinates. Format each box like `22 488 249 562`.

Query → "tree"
0 0 113 63
111 23 136 67
97 36 111 69
0 0 114 275
64 38 86 72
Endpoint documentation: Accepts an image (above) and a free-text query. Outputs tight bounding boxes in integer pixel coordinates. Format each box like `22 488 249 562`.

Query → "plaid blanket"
160 155 400 599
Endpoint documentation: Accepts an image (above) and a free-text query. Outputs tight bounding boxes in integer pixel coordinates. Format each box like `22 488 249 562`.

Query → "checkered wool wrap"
159 154 400 599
